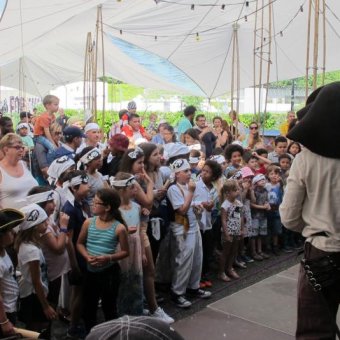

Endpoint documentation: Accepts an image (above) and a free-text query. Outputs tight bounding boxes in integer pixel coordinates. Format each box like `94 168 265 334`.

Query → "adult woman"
212 117 231 149
244 122 264 150
0 133 38 208
183 128 206 155
32 122 62 185
119 146 173 323
229 110 246 142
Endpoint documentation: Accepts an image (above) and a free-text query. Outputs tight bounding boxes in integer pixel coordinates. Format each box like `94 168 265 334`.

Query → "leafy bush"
63 109 286 132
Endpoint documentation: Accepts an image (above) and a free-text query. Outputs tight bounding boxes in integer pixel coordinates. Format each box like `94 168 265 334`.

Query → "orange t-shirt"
33 112 56 136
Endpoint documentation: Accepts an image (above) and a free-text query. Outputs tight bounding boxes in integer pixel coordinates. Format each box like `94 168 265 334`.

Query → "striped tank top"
86 217 119 272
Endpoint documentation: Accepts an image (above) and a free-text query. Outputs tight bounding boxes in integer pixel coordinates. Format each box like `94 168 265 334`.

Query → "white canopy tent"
0 0 339 98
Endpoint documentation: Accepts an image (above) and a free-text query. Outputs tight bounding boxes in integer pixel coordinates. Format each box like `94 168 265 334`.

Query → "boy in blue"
61 170 90 338
265 165 283 255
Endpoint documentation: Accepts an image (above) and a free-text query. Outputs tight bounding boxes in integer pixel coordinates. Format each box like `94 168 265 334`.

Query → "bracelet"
60 228 68 233
0 319 9 325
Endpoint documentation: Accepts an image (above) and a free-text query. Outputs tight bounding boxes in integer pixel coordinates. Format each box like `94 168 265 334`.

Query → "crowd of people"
0 95 305 339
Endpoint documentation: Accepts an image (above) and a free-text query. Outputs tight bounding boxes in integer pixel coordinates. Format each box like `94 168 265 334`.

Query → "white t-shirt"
0 252 19 312
193 178 218 232
18 243 48 298
167 183 198 234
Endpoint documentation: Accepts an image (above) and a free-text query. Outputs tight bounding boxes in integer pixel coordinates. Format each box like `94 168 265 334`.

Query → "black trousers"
200 229 214 277
83 263 120 333
297 243 340 340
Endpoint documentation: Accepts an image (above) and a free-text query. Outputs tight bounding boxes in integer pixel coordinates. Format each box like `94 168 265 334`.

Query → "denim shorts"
252 218 268 236
267 215 282 236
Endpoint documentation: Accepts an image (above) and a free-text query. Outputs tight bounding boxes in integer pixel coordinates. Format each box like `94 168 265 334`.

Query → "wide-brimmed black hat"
0 208 25 234
287 82 340 159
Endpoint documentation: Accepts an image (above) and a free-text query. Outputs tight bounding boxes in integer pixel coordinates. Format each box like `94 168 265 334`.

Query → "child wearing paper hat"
15 204 57 334
0 208 24 337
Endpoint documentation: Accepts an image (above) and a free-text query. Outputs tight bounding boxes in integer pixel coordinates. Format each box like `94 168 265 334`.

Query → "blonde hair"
14 226 41 252
220 179 239 202
43 95 59 107
0 133 22 150
50 122 62 134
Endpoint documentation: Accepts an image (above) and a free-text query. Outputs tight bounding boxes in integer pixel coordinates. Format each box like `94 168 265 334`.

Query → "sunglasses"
250 126 258 130
9 145 25 150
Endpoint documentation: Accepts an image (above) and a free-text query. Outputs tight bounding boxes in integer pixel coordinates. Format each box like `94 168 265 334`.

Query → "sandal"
227 268 240 279
218 272 231 282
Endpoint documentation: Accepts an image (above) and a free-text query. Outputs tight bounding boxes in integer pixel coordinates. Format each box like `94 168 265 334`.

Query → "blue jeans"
34 136 56 153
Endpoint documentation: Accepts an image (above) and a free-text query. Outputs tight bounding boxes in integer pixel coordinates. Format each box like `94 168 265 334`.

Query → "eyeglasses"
250 126 258 130
93 201 106 206
9 145 25 150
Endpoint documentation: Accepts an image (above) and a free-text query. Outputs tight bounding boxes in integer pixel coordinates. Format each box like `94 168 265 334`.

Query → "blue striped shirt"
86 217 119 272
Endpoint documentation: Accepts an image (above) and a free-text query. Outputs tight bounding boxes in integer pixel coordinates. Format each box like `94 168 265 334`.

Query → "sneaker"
150 307 174 324
282 247 293 253
199 281 206 289
187 288 212 299
259 252 270 259
155 293 165 304
241 255 254 263
252 253 263 261
218 272 231 282
142 308 150 316
171 295 192 308
227 268 240 279
67 325 86 339
234 259 247 269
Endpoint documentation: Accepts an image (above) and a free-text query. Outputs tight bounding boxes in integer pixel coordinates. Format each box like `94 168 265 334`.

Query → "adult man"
194 114 216 158
121 113 151 145
50 126 85 163
0 117 14 139
100 134 129 177
177 105 196 143
56 108 69 130
76 122 105 154
280 82 340 340
229 110 246 142
279 111 296 136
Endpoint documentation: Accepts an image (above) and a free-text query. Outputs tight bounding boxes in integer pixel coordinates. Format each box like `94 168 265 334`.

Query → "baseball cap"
85 316 184 340
63 126 86 139
109 134 129 152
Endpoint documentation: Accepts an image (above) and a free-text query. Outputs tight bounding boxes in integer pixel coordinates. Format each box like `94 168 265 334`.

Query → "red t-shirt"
255 164 267 175
34 112 56 136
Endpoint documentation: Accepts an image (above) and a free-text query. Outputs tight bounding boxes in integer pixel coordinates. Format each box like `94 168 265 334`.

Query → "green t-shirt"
20 135 34 149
